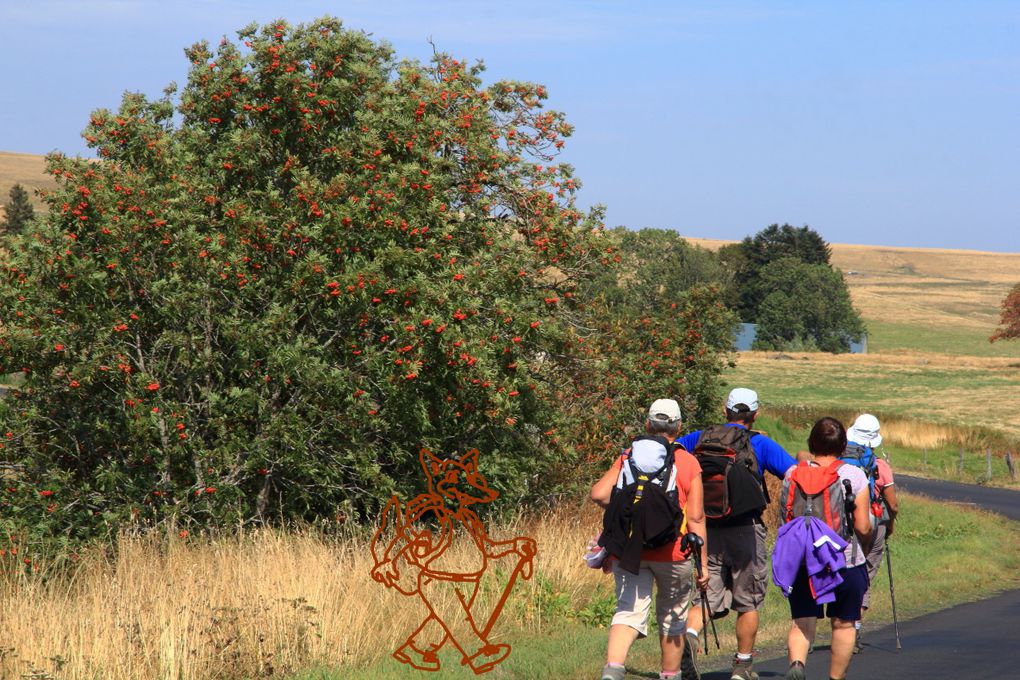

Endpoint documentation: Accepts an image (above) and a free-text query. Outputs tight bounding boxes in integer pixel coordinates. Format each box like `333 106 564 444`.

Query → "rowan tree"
990 282 1020 342
0 17 606 541
567 227 737 469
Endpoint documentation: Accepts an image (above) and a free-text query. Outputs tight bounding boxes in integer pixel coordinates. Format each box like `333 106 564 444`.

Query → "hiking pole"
683 533 719 652
885 541 902 650
481 543 535 639
843 479 859 563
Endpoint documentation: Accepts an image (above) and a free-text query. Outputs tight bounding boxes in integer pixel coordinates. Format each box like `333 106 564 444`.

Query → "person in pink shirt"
845 414 900 653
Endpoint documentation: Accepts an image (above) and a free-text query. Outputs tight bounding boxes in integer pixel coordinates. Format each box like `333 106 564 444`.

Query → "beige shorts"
691 522 768 614
612 560 694 638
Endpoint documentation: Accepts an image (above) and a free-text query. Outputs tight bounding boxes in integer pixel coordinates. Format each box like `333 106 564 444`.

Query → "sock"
659 672 679 679
605 663 625 670
735 652 752 662
685 628 699 639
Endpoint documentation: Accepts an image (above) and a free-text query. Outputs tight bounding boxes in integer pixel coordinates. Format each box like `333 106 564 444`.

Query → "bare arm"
853 486 874 555
684 474 709 588
590 460 620 509
882 484 899 537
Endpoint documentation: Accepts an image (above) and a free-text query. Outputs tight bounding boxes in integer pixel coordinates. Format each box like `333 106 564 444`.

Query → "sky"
2 0 1017 252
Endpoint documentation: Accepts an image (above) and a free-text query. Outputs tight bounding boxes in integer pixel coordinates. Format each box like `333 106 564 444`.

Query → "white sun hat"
648 398 682 424
847 413 883 448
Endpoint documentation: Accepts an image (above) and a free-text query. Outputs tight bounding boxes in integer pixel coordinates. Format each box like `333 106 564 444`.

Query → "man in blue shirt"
677 387 797 680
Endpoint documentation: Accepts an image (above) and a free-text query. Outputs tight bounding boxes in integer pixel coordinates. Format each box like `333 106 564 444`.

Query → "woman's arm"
853 486 874 555
684 473 710 589
882 484 899 537
590 460 620 509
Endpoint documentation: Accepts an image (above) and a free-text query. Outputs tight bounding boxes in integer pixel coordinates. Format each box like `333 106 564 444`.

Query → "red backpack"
781 460 852 539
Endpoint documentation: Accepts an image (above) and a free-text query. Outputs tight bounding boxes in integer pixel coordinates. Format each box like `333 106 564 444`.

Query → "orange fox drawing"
370 449 537 674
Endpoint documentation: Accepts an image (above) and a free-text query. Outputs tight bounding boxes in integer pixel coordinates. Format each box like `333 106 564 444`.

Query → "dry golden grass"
0 150 55 217
0 508 606 680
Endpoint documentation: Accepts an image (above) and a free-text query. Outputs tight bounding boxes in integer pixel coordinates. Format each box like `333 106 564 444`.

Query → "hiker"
675 387 798 680
777 417 874 680
590 399 709 680
845 414 899 653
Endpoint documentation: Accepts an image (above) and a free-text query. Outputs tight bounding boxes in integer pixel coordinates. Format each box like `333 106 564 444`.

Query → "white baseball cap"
648 398 682 423
726 387 759 412
848 413 883 447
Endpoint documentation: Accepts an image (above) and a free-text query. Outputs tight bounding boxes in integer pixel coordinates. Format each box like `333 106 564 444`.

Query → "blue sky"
2 0 1017 252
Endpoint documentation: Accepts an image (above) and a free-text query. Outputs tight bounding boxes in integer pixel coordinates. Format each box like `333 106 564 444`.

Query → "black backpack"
693 425 767 520
599 436 684 574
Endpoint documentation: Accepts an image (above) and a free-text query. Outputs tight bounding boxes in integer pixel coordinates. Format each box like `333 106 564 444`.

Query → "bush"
0 17 604 544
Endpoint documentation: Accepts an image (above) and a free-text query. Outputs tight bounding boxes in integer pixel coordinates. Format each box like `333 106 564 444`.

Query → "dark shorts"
788 564 869 622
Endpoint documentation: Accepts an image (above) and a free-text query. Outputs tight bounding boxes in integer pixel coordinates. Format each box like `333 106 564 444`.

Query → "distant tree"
735 223 832 320
589 227 731 309
752 257 865 353
990 282 1020 342
715 241 746 310
1 183 35 235
572 227 738 441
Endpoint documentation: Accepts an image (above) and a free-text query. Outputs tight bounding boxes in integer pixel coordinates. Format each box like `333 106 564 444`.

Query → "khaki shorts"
612 560 694 638
691 522 768 614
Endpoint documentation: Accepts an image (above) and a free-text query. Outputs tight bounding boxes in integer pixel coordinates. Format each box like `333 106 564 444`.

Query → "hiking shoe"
680 632 700 680
731 655 759 680
600 663 626 680
786 660 806 680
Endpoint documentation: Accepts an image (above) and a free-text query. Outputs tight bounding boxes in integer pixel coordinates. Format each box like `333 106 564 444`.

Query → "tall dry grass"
767 403 1011 451
0 505 606 679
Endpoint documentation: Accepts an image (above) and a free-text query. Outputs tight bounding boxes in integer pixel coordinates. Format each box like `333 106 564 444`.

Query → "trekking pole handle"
842 479 855 520
681 532 705 575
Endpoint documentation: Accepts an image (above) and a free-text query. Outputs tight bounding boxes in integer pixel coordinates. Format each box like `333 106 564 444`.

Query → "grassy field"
725 352 1020 444
689 237 1020 460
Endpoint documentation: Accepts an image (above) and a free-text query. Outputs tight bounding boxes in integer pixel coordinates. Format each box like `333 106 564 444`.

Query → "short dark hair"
808 417 847 455
725 407 756 425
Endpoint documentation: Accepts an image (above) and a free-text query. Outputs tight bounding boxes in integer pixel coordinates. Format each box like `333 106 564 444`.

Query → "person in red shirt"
591 399 709 680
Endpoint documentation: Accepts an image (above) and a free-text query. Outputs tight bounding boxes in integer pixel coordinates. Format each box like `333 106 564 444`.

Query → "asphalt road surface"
896 474 1020 521
696 476 1020 679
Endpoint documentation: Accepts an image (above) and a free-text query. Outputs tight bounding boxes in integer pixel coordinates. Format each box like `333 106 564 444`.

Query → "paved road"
695 476 1020 679
896 474 1020 521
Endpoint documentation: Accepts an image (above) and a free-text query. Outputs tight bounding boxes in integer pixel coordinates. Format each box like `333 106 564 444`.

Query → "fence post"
923 448 928 468
986 449 993 482
959 447 965 475
1006 452 1016 481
